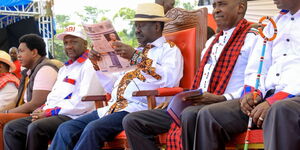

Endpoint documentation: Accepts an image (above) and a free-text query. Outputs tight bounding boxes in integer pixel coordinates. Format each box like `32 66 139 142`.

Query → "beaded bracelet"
130 50 143 65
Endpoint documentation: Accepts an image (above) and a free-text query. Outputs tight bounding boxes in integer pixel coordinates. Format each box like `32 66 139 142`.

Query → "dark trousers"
263 97 300 150
194 99 249 150
49 110 128 150
181 105 206 150
3 115 71 150
122 109 173 150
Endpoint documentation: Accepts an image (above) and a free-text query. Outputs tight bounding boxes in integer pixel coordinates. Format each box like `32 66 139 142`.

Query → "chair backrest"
164 28 196 89
163 8 208 89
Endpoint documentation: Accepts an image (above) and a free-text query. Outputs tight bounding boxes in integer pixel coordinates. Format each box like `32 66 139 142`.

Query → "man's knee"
55 122 73 138
197 105 212 120
181 106 202 123
263 100 294 130
122 113 138 130
27 121 41 136
83 121 100 134
269 100 292 116
3 121 14 136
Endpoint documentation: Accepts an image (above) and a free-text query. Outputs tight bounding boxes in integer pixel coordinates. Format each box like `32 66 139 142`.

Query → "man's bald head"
9 47 18 62
212 0 248 30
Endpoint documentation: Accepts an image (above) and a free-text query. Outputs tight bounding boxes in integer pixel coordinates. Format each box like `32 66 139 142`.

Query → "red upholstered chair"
133 27 197 109
226 129 264 150
82 7 208 149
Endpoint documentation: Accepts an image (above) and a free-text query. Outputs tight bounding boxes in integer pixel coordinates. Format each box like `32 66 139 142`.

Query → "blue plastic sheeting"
0 0 32 7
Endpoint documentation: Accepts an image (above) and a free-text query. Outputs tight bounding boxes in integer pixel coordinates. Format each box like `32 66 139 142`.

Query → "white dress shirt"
200 27 259 100
96 36 184 118
0 83 18 111
43 59 96 119
244 10 300 104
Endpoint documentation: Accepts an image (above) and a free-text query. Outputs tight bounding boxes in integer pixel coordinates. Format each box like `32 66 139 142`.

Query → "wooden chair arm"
81 94 111 108
132 87 189 109
82 95 107 101
132 87 188 97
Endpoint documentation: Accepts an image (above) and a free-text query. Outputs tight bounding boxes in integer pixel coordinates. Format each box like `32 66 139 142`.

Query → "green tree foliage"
113 7 138 48
55 15 75 29
175 0 198 10
75 6 109 23
53 14 75 62
53 1 197 62
53 40 68 62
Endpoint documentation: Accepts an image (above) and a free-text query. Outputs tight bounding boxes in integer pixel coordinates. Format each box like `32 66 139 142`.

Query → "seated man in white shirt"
3 25 97 150
122 0 260 149
0 50 19 111
255 2 300 150
193 1 300 150
49 3 183 150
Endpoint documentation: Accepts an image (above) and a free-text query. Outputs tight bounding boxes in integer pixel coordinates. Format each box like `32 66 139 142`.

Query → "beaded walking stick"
243 16 277 150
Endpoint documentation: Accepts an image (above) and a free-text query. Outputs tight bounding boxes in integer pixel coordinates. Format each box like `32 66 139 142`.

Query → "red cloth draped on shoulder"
0 72 20 89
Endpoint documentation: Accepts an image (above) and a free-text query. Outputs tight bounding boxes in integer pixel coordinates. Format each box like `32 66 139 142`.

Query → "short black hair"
19 34 46 57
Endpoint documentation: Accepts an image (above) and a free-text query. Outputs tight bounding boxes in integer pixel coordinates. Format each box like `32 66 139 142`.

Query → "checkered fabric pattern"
166 122 182 150
192 19 251 95
167 19 252 150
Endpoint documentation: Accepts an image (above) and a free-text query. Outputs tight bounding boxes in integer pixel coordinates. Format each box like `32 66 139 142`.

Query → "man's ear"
238 2 246 15
31 49 39 57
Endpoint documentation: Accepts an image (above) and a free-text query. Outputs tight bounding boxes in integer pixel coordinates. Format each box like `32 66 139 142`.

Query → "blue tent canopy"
0 0 32 7
0 0 36 28
0 0 55 37
0 0 55 55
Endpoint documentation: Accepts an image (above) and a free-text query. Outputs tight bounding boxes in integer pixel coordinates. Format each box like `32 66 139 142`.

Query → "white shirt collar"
223 27 235 36
287 9 300 17
219 27 235 44
149 36 166 48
